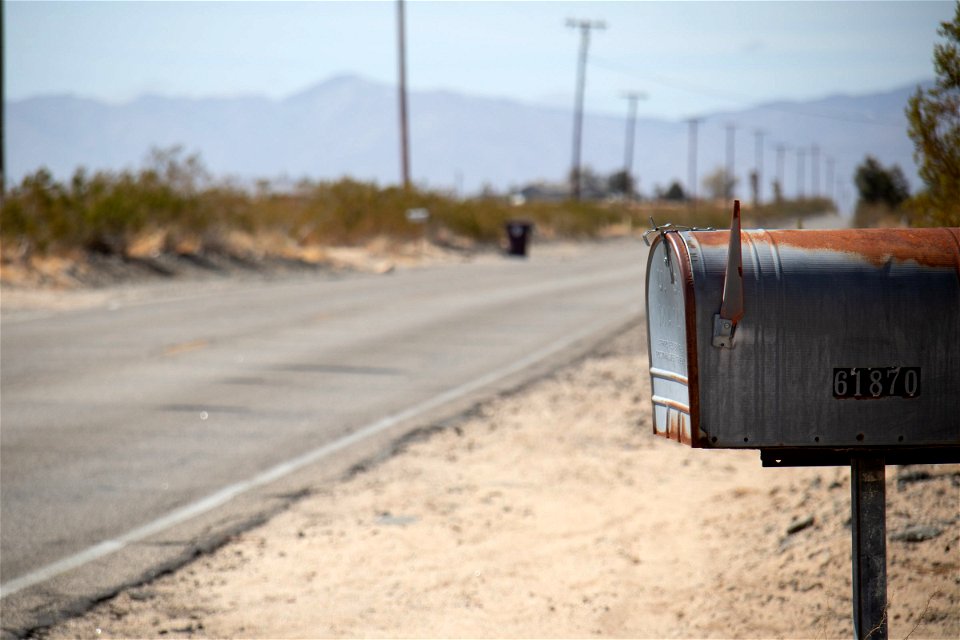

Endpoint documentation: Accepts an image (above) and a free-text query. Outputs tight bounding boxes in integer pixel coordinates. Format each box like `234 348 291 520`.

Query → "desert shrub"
2 169 69 251
296 179 423 245
2 154 206 255
3 150 663 257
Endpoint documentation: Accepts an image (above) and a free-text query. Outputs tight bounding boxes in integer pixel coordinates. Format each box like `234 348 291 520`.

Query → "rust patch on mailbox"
666 410 679 440
694 227 960 273
663 409 692 445
678 412 692 446
771 228 960 271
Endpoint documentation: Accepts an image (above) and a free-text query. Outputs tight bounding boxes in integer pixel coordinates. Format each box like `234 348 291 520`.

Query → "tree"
854 156 910 208
853 156 911 227
771 179 783 204
905 1 960 225
567 166 605 199
607 170 635 197
702 166 737 200
657 181 686 201
144 145 209 194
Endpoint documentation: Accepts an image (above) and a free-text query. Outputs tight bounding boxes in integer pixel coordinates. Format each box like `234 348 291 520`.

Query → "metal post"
850 456 887 640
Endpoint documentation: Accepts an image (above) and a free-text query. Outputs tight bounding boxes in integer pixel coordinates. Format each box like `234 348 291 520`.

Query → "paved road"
1 240 645 633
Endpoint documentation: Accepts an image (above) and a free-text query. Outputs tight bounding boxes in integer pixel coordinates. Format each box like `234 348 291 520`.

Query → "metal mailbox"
645 207 960 459
644 203 959 640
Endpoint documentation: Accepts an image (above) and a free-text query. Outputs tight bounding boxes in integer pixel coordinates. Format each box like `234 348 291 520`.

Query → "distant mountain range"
7 74 927 207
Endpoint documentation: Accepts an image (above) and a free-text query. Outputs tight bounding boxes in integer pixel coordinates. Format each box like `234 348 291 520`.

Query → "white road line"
0 303 641 599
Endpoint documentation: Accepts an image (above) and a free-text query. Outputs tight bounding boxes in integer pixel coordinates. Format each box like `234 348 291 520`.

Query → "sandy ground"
35 324 958 640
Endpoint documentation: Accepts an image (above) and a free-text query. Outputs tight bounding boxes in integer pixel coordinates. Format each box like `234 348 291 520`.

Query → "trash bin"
505 220 533 257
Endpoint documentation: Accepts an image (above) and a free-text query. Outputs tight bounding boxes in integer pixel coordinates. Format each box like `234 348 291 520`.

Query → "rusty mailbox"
644 206 960 462
644 203 959 639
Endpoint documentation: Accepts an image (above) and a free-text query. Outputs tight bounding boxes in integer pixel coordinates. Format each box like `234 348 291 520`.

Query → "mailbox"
644 203 959 639
644 206 960 460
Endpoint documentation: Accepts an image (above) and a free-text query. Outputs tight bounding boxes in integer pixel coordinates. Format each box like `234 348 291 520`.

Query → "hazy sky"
7 1 953 120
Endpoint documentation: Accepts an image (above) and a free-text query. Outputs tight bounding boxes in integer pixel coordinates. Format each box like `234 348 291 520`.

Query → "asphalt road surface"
1 240 646 635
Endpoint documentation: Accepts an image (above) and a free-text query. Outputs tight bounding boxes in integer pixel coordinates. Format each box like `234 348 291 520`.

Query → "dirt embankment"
0 236 503 322
37 324 959 639
0 234 474 291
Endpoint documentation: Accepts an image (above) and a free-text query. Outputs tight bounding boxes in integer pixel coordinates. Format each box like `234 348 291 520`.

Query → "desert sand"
37 325 960 639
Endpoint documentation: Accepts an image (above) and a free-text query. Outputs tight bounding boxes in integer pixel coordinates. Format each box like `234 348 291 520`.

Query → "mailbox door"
645 232 699 444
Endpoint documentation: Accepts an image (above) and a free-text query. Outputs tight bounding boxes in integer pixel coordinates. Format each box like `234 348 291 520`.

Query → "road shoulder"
40 325 960 639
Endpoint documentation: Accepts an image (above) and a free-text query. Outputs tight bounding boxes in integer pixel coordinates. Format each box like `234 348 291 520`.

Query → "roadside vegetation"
0 148 618 260
1 147 828 270
905 1 960 227
851 156 912 228
853 2 959 229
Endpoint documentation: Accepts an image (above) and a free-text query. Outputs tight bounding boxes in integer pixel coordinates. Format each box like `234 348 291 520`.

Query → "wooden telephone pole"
567 18 604 200
397 0 411 190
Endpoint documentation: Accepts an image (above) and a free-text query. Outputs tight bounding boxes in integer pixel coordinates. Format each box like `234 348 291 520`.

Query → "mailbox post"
644 201 960 639
851 456 887 640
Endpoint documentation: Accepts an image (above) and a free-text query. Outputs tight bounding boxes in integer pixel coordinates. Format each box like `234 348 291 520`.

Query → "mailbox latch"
712 201 744 349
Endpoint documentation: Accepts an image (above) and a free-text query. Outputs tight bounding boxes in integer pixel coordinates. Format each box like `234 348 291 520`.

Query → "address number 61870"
833 367 921 399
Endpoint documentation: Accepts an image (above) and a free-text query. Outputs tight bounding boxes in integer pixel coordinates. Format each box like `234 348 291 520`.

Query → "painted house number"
833 367 921 399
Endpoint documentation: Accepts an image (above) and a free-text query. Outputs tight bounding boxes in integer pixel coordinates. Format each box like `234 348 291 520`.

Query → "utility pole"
776 144 787 202
797 148 806 199
826 156 836 205
621 91 646 200
1 0 5 202
396 0 411 190
567 18 605 200
687 118 701 210
754 130 765 206
725 123 737 199
811 144 821 198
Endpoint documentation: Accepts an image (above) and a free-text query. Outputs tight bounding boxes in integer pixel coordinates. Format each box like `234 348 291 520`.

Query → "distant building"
510 181 570 204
